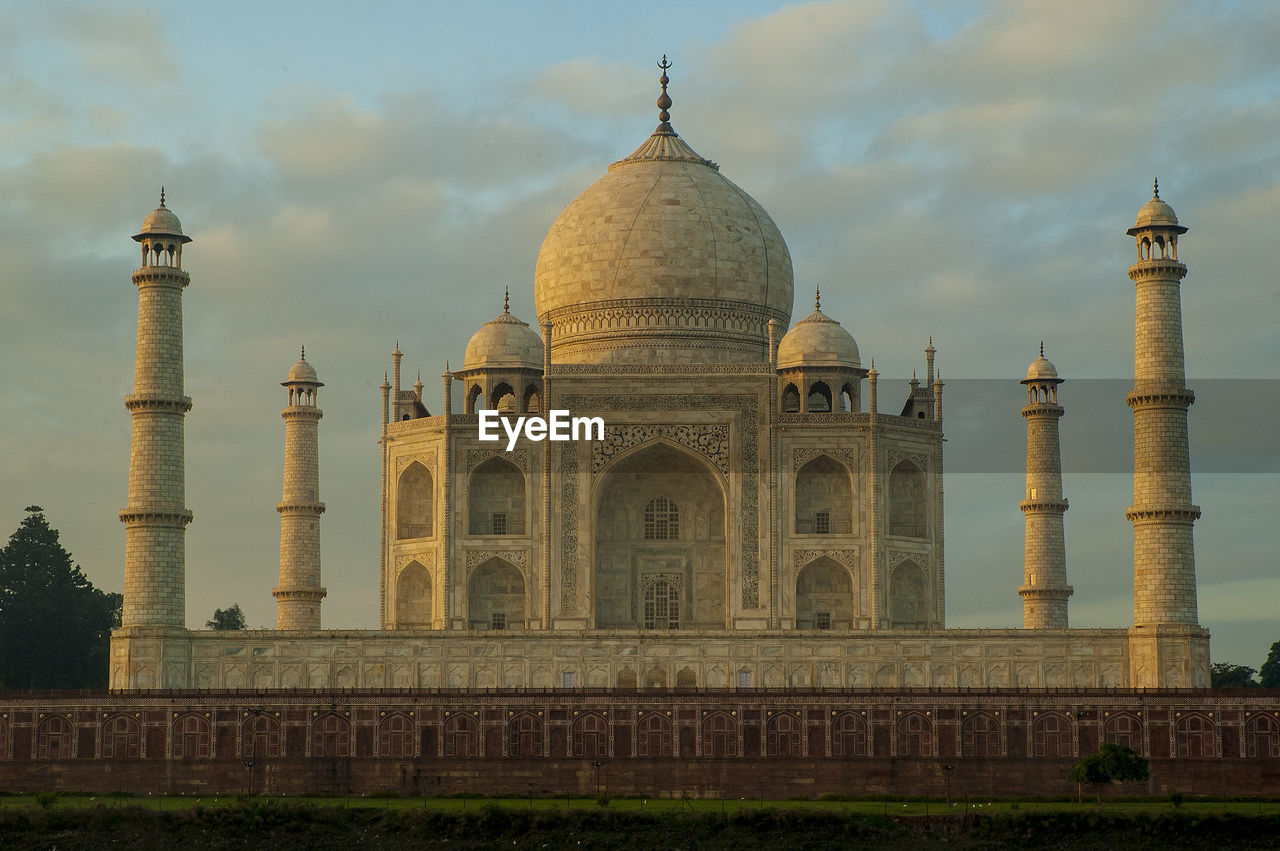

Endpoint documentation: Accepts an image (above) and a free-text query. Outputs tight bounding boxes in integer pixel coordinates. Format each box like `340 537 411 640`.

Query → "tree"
207 603 246 630
1068 744 1150 804
1261 641 1280 689
1210 662 1259 688
0 506 121 689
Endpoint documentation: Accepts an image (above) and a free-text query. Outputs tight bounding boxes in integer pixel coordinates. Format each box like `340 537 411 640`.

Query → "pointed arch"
37 715 73 759
467 557 527 630
636 713 672 757
806 380 832 412
490 381 516 411
465 384 482 414
102 714 142 759
1174 713 1216 758
379 712 415 758
395 560 432 628
1032 712 1072 757
443 713 479 757
507 712 543 757
468 456 525 535
888 460 928 538
1102 713 1143 753
522 383 541 414
897 712 933 756
593 440 727 630
616 667 638 689
781 383 800 413
676 666 697 689
644 666 668 689
1245 715 1280 758
242 714 282 758
795 454 853 535
766 712 803 756
832 712 868 757
396 461 433 539
702 712 738 757
571 713 609 757
795 556 854 629
312 713 351 757
172 713 211 759
961 712 1000 757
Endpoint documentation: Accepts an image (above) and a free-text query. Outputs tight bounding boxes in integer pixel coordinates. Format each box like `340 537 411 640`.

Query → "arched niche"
806 381 832 412
794 454 852 535
491 382 516 411
396 462 433 539
523 384 541 414
465 384 482 414
889 559 927 628
396 560 432 628
781 383 800 413
888 460 927 538
467 557 527 630
468 456 525 535
593 442 727 630
795 556 854 629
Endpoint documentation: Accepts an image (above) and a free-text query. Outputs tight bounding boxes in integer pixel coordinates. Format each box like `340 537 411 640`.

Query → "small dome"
284 352 321 385
463 307 543 371
1022 352 1060 384
777 308 860 369
132 191 192 243
1127 181 1187 235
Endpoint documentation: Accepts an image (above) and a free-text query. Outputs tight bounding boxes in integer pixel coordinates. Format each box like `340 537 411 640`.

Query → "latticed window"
1245 715 1280 758
815 511 831 535
643 580 679 629
490 612 506 630
815 612 832 630
832 713 868 757
1032 713 1071 757
1175 715 1216 758
491 513 507 535
643 497 679 540
572 713 608 757
962 713 1000 756
172 714 211 759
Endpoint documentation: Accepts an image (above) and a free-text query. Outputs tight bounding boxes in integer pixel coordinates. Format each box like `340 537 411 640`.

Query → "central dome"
534 122 793 365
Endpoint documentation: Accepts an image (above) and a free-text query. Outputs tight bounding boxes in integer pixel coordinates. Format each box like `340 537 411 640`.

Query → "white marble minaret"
1018 345 1072 628
120 191 193 629
273 350 327 629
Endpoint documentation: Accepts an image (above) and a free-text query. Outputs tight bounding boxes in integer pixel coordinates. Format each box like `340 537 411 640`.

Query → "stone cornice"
272 586 327 602
1125 505 1201 523
125 393 192 413
1020 498 1069 514
119 508 193 525
1126 388 1195 408
1017 586 1074 600
277 501 326 515
1128 259 1187 282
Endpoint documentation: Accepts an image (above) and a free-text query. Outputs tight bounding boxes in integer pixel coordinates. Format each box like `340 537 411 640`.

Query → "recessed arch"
522 383 541 414
806 380 832 412
37 715 73 759
781 383 800 413
465 384 482 414
379 712 415 758
795 454 852 535
795 556 854 629
593 440 727 630
467 557 527 630
889 559 927 628
395 560 432 628
888 461 927 538
311 713 351 757
490 381 516 411
396 461 433 539
172 713 210 760
102 714 142 759
961 712 1000 756
1032 712 1072 757
468 456 525 535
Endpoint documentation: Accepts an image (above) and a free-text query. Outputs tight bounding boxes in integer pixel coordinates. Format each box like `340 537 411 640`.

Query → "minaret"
273 349 326 630
1125 181 1200 628
1019 344 1072 628
120 191 193 629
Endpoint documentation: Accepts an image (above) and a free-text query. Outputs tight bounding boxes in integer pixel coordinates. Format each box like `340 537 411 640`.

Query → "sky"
1 0 1277 669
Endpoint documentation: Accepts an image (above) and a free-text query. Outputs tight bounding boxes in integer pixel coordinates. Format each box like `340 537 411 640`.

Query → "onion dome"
533 58 792 364
1127 178 1187 235
1022 343 1061 385
284 348 322 386
463 291 544 370
132 187 191 243
776 288 860 369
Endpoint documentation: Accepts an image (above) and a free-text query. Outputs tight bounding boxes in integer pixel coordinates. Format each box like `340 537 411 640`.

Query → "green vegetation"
0 506 121 689
1211 663 1260 688
1069 744 1150 804
206 603 247 630
1261 640 1280 688
0 798 1278 850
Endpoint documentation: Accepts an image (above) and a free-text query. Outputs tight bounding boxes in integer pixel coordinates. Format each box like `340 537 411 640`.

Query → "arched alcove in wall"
889 559 927 627
467 557 527 630
396 462 433 539
395 561 432 628
888 461 927 538
795 556 854 629
794 454 852 535
593 442 727 630
468 457 525 535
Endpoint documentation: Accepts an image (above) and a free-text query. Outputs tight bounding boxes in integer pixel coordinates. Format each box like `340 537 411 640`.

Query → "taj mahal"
109 65 1210 693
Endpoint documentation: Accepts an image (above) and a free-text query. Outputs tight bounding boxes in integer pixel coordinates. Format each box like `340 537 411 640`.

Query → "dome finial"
814 285 821 311
504 286 510 313
1153 177 1159 199
301 345 306 361
1040 340 1044 358
159 186 166 208
656 55 673 131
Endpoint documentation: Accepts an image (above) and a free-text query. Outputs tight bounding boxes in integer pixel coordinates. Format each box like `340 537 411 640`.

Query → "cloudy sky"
1 0 1276 667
